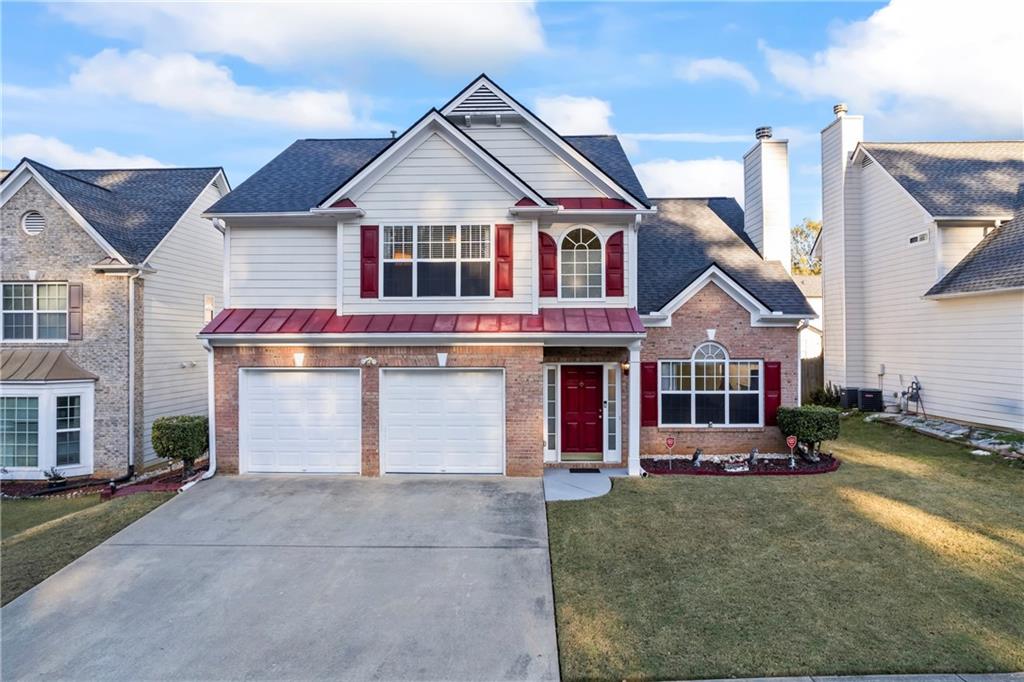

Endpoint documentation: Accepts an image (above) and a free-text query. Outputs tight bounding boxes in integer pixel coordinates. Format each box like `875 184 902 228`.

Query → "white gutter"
200 340 217 481
198 331 646 346
923 285 1024 300
508 205 658 218
309 207 366 218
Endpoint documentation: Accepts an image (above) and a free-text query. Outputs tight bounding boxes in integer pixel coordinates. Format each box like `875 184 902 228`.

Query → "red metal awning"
200 307 645 336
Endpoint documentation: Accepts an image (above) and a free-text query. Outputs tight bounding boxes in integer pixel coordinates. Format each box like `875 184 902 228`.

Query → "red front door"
560 365 603 453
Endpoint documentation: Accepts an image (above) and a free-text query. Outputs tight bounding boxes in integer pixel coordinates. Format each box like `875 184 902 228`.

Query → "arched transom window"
560 227 602 299
659 342 763 426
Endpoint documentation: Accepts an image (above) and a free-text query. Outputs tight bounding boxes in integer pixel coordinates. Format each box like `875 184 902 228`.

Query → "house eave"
923 285 1024 300
198 331 646 346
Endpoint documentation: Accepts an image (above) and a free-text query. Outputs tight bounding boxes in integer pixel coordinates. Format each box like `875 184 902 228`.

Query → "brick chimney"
743 126 791 272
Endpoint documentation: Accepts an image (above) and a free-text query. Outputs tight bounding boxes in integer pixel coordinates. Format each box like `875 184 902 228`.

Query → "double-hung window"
2 282 68 341
382 224 492 298
659 343 763 427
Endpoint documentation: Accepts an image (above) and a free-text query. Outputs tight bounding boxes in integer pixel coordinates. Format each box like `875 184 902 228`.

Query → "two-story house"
199 76 813 477
821 104 1024 429
1 160 229 479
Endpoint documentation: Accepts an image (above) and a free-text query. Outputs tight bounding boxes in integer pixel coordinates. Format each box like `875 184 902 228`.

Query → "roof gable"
862 141 1024 218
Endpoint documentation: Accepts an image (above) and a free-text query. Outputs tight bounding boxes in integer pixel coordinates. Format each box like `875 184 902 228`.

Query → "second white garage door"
241 369 361 474
381 369 504 474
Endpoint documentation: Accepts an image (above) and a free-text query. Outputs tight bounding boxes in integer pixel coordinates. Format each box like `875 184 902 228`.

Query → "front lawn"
547 417 1024 680
1 493 102 538
2 493 174 606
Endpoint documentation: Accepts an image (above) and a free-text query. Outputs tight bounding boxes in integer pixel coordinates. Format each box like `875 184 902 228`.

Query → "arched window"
560 227 602 299
659 342 763 426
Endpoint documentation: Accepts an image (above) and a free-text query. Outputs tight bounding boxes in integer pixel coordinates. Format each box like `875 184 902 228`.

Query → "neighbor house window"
659 343 762 427
560 228 602 299
55 396 81 466
382 224 492 298
1 397 39 468
2 282 68 341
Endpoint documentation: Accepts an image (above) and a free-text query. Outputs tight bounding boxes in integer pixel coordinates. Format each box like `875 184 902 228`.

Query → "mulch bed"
641 454 841 476
1 462 208 499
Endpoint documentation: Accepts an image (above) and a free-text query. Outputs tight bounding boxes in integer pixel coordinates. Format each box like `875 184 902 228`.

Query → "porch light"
620 360 630 375
293 352 305 367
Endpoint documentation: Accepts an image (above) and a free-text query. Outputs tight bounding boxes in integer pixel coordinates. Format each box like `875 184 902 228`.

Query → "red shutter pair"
538 230 624 297
639 360 783 427
360 225 515 298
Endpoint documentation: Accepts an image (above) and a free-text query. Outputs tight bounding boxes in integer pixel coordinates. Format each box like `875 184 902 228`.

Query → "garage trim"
238 367 363 475
379 367 506 475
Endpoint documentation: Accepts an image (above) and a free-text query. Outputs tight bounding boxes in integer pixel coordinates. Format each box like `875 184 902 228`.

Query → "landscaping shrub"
777 405 840 460
809 381 841 408
151 416 208 477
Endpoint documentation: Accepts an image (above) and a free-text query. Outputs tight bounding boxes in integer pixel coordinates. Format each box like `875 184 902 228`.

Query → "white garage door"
241 369 361 474
381 369 504 474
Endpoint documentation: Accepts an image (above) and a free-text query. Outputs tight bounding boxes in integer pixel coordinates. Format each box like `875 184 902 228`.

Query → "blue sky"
2 1 1019 223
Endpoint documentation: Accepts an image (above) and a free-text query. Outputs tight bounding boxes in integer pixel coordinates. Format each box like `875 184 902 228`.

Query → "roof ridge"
863 140 1024 146
300 137 393 142
26 159 112 193
61 166 222 172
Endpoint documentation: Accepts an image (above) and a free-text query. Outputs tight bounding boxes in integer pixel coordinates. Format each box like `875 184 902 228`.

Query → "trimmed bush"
776 405 840 459
152 416 208 476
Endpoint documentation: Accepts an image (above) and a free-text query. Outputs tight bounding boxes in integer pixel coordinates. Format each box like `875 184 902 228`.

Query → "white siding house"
821 109 1024 429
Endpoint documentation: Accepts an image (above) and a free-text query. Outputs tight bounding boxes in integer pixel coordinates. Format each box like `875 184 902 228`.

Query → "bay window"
382 224 492 298
2 282 68 341
0 385 93 478
659 343 763 427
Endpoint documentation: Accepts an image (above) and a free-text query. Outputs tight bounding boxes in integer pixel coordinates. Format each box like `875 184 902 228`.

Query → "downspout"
126 269 143 479
200 340 217 480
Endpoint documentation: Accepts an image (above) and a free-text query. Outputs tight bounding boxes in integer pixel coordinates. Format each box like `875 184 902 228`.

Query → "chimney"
743 127 791 272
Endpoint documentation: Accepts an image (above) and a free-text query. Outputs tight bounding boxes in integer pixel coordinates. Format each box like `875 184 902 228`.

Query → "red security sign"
665 436 676 449
786 435 797 450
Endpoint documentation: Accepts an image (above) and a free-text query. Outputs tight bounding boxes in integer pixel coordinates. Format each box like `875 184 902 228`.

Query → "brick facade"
2 178 143 476
640 282 799 455
213 344 545 476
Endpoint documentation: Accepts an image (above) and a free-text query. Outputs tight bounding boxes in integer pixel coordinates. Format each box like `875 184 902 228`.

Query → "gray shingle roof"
638 198 814 316
863 141 1024 217
207 134 648 215
22 160 222 263
925 184 1024 297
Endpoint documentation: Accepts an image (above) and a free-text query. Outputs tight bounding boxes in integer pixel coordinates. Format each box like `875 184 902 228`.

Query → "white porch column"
628 341 642 476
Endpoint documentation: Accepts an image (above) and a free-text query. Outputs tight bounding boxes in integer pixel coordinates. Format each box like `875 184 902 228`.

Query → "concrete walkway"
2 476 559 681
687 674 1022 682
543 466 627 501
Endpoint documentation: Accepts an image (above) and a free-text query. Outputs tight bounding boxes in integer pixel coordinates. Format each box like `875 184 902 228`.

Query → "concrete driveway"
1 476 559 681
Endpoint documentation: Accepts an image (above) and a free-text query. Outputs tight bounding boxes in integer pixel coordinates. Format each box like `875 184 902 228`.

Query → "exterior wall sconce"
360 356 378 367
293 352 305 367
620 360 630 375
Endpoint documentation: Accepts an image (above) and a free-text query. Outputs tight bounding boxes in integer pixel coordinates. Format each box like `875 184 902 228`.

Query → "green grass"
547 417 1024 681
1 493 173 606
1 494 102 538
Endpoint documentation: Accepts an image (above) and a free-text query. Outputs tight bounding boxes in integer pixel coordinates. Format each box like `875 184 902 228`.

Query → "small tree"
791 218 822 275
776 405 840 461
152 415 208 479
809 381 841 408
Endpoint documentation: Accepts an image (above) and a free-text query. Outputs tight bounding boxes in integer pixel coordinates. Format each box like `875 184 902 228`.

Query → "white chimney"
743 127 792 272
820 103 864 388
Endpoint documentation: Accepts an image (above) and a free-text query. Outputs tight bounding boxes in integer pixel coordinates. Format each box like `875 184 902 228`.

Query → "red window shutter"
495 224 514 298
360 225 379 299
538 232 557 297
605 230 624 297
68 283 83 340
641 361 658 427
764 361 782 426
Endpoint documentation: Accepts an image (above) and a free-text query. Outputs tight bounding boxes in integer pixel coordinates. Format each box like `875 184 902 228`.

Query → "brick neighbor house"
199 76 814 477
1 161 229 479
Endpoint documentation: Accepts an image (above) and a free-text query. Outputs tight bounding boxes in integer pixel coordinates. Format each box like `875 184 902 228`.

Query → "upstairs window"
560 228 602 299
2 283 68 341
659 343 763 427
382 224 492 298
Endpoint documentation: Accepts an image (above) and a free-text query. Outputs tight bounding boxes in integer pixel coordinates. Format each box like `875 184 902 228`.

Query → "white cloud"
677 58 759 93
68 49 356 129
634 158 744 202
2 134 166 168
533 95 614 135
53 2 544 71
762 0 1023 133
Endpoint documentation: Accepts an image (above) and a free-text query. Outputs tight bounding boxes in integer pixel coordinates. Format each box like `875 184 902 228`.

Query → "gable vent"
21 210 46 235
450 84 515 115
861 155 874 167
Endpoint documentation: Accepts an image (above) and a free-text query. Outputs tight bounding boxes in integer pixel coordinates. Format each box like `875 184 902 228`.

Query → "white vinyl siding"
343 132 532 313
828 155 1024 429
938 225 987 279
463 124 605 197
229 225 336 308
142 181 225 462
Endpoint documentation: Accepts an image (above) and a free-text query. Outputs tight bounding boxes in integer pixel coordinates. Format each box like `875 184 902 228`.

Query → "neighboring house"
199 76 813 477
794 275 823 358
821 104 1024 429
1 160 229 479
